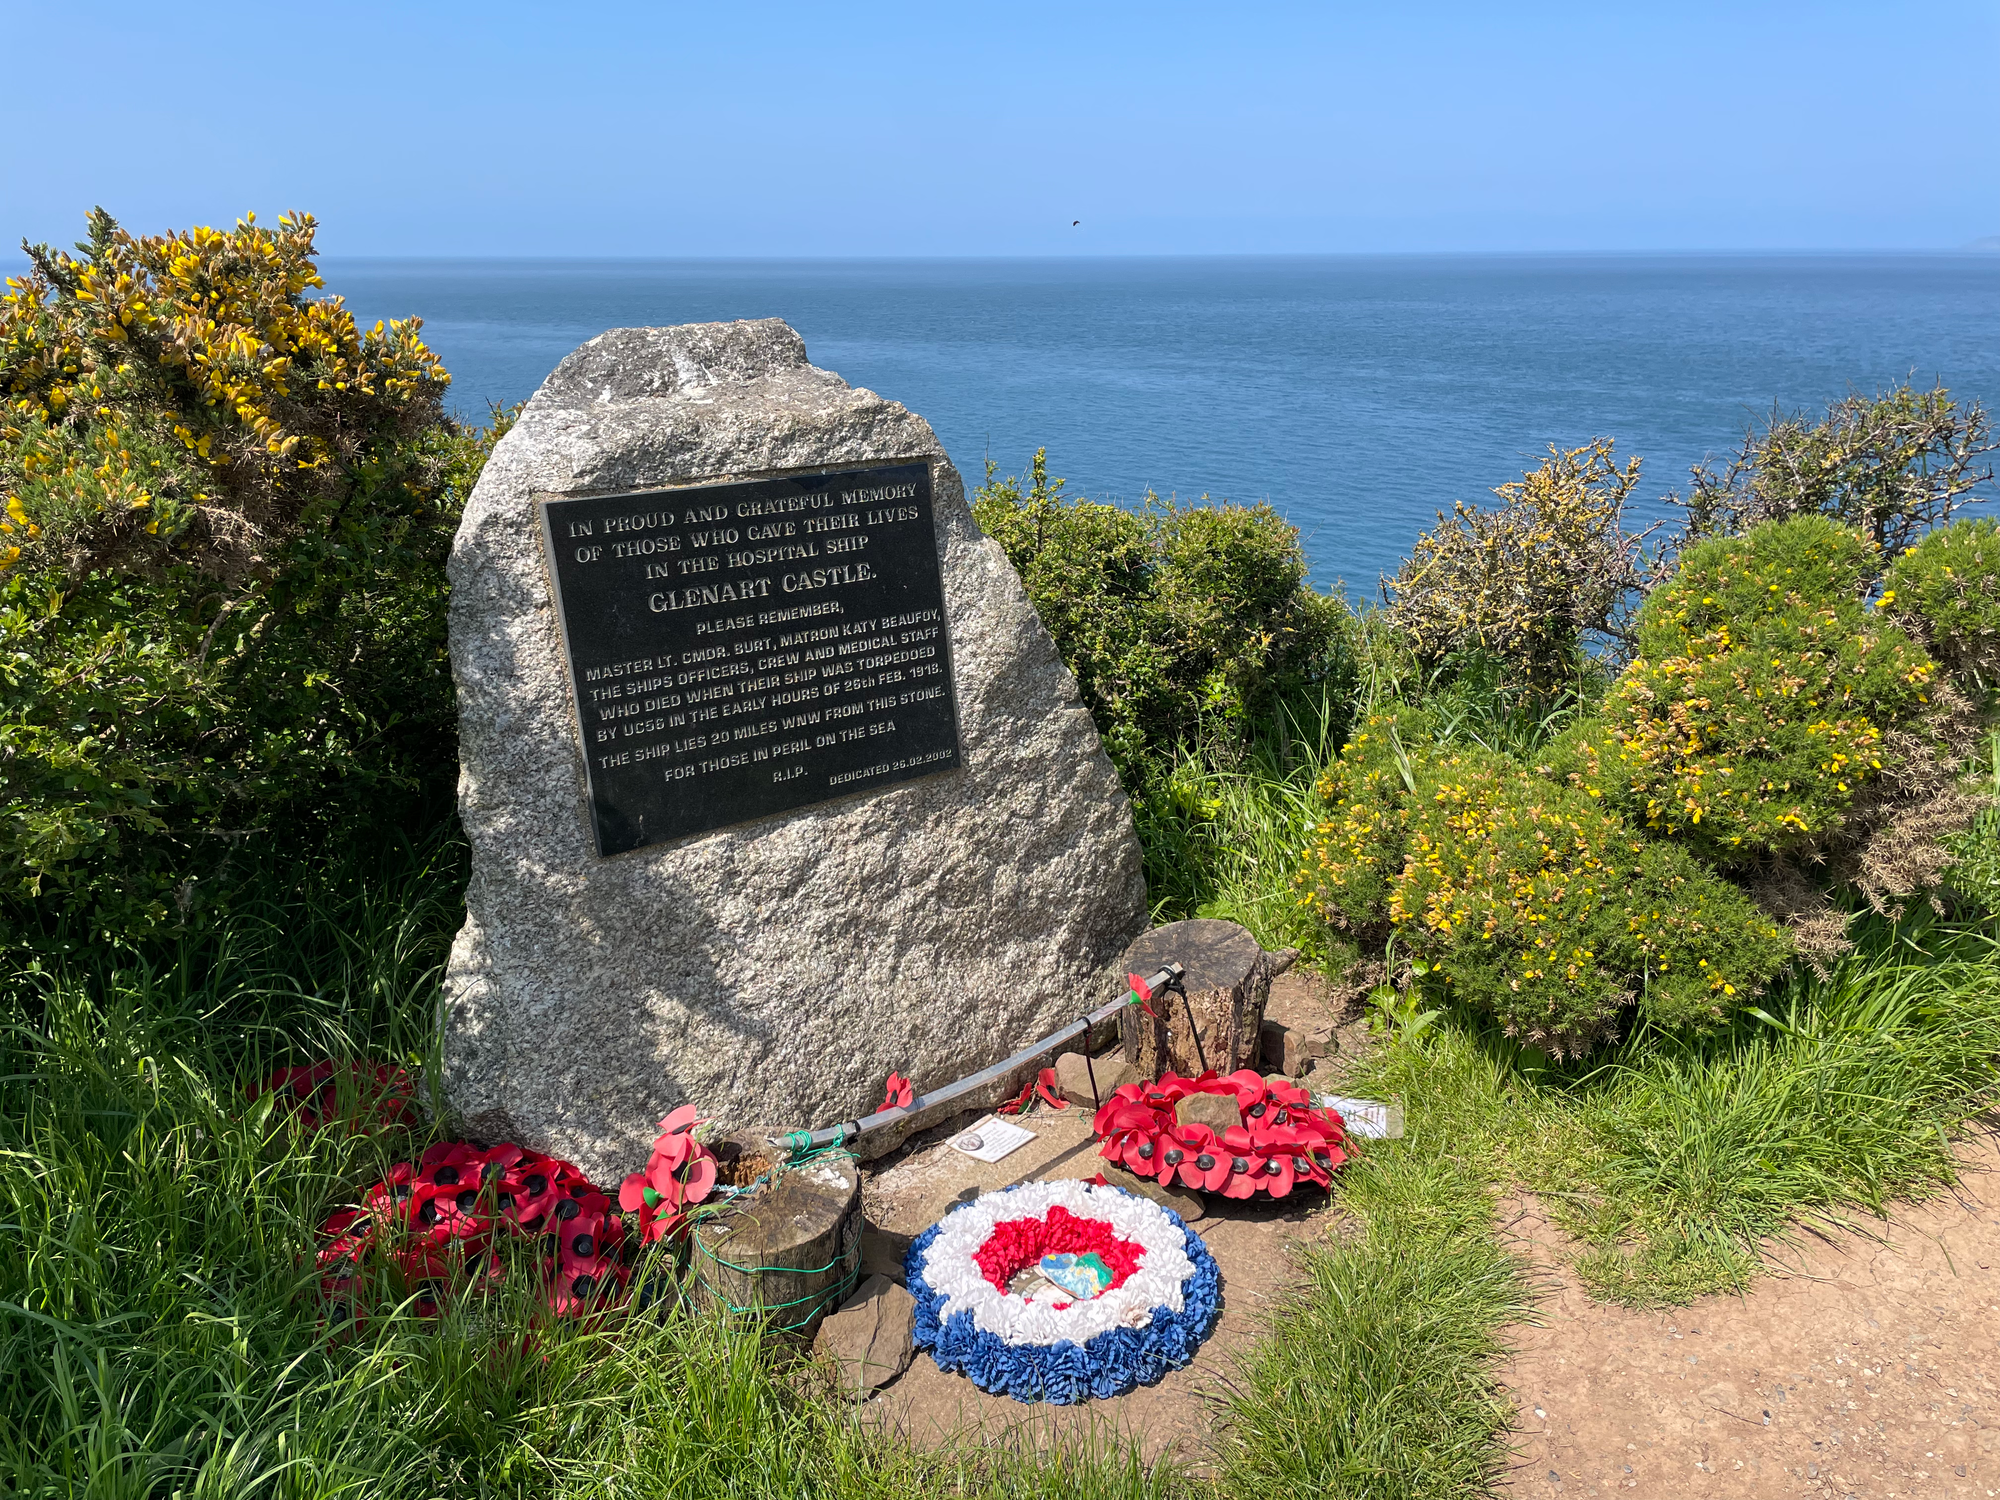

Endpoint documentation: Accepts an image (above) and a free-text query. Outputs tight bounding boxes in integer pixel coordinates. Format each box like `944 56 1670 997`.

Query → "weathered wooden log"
689 1143 861 1339
1119 919 1288 1078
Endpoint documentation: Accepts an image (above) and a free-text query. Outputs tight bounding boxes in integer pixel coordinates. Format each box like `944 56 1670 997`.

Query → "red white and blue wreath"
904 1179 1220 1404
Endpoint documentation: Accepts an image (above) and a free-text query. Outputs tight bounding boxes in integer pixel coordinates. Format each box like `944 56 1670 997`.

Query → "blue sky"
3 1 1996 256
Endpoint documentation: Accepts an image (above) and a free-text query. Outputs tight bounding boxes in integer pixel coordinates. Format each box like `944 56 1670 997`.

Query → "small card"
1317 1095 1404 1139
1040 1251 1113 1300
947 1114 1037 1163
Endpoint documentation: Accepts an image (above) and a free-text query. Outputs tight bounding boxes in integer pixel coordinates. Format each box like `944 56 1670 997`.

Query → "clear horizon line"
309 245 2000 263
7 245 2000 270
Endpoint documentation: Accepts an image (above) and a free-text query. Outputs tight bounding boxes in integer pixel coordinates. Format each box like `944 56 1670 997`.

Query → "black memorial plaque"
540 461 962 855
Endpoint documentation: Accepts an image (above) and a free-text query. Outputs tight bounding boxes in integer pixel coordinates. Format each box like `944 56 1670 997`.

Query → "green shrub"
973 449 1349 790
1385 438 1654 687
0 211 484 952
1556 516 1939 867
1884 516 2000 692
1672 381 1995 566
1298 721 1790 1056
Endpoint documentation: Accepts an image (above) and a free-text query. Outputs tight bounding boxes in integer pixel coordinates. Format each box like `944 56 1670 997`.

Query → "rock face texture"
442 320 1146 1184
813 1274 917 1398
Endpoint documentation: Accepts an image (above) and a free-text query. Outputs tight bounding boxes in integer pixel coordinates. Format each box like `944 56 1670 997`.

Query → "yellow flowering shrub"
1298 729 1790 1056
1884 518 2000 691
1553 517 1938 866
2 207 446 572
0 209 481 952
1295 709 1432 942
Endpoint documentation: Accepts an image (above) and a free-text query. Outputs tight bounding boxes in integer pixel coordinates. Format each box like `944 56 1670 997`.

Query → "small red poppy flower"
509 1150 591 1231
361 1160 417 1224
1260 1149 1299 1197
880 1072 915 1111
656 1103 700 1137
1215 1125 1266 1199
1033 1067 1068 1110
1151 1123 1215 1190
408 1143 494 1245
1095 1102 1164 1176
619 1123 719 1243
1221 1068 1268 1107
995 1078 1037 1116
547 1192 629 1315
316 1208 374 1298
1091 1083 1152 1137
1267 1078 1316 1114
1181 1124 1236 1192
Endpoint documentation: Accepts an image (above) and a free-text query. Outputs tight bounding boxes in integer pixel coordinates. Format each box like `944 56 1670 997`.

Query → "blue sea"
322 256 2000 596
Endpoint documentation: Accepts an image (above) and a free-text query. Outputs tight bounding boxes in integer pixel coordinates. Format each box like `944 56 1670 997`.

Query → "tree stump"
1119 919 1282 1079
689 1150 861 1339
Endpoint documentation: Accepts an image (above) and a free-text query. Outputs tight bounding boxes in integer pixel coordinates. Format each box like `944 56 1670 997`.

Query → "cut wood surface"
690 1152 861 1338
1119 919 1278 1078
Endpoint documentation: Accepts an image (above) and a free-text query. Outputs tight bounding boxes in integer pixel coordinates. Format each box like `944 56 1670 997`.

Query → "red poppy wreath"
1091 1069 1348 1198
315 1110 718 1322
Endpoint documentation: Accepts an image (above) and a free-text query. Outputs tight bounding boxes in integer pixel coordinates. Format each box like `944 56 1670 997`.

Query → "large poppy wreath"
904 1179 1220 1404
1093 1069 1348 1198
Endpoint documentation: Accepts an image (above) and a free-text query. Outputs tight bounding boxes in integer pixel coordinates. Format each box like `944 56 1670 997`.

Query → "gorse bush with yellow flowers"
1884 518 2000 690
1546 517 1939 867
1 210 488 951
1298 712 1790 1056
1384 438 1657 687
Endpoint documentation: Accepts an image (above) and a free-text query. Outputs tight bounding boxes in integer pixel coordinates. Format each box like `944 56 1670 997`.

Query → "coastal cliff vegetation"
4 209 2000 1499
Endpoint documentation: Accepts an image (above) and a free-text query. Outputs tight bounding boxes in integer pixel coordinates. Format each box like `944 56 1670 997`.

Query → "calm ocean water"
323 256 2000 595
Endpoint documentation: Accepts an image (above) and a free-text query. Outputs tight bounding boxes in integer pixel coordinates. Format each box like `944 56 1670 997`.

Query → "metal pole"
779 962 1182 1154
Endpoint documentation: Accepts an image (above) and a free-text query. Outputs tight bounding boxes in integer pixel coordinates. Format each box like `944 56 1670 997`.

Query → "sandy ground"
1497 1132 2000 1499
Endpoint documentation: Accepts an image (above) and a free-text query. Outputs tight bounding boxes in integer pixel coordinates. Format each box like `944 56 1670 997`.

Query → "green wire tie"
688 1162 862 1331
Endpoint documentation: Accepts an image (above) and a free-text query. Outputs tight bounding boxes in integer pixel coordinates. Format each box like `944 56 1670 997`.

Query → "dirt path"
1496 1133 2000 1499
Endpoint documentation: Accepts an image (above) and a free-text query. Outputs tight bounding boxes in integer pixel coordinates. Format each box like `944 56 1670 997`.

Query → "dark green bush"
0 212 488 952
973 449 1349 791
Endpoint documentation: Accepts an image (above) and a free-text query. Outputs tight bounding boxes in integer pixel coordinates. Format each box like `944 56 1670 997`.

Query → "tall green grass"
0 824 1189 1499
6 644 1996 1498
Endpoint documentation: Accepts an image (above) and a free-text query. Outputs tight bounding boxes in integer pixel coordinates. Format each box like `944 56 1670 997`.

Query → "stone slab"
863 1106 1104 1240
1052 1049 1138 1109
440 321 1146 1183
813 1273 916 1398
1173 1091 1244 1134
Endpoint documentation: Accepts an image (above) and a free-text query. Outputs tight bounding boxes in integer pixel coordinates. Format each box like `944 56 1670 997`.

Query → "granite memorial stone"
441 320 1146 1184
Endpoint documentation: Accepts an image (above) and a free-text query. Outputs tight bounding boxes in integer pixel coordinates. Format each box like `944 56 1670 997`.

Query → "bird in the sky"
1073 220 1081 226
